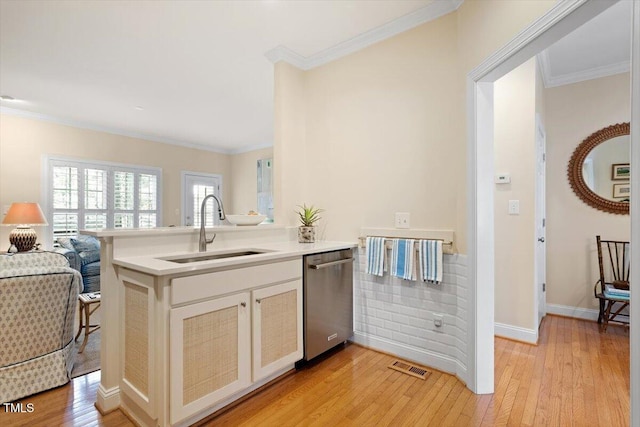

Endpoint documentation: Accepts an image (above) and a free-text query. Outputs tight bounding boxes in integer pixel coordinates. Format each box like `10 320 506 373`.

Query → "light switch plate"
508 200 520 215
395 212 410 229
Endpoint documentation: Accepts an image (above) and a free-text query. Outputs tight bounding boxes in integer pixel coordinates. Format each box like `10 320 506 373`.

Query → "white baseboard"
494 322 538 344
352 331 458 375
96 384 121 414
545 304 599 321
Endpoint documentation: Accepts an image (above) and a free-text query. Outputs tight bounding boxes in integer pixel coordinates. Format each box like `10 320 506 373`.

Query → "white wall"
493 58 537 334
545 73 630 315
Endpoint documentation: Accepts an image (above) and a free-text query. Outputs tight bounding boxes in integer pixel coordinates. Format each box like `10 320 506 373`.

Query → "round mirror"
568 122 630 215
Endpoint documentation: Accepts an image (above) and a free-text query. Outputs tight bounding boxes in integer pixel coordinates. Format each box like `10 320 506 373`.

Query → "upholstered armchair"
53 235 100 293
0 251 82 403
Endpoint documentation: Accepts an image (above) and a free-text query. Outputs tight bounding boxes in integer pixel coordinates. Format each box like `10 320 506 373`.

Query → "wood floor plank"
1 316 629 427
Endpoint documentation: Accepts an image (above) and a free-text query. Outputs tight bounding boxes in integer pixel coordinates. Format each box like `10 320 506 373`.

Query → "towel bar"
357 236 453 249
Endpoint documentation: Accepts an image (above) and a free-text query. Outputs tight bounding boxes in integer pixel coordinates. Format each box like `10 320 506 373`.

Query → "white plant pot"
298 226 316 243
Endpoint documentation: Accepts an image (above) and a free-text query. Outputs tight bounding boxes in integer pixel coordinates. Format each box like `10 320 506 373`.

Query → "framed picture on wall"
613 183 630 198
612 163 630 180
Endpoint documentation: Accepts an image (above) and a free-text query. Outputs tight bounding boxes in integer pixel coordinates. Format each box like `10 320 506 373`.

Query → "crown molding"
265 0 464 70
0 106 239 155
538 49 630 88
228 142 273 155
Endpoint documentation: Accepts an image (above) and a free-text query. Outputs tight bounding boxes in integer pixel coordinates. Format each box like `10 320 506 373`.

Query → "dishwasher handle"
308 257 354 270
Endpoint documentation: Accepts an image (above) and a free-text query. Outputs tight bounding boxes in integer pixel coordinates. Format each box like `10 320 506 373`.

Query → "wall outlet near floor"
433 313 444 329
395 212 410 229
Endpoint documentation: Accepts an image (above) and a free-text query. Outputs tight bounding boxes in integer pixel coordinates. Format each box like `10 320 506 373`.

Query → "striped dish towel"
418 239 443 283
365 237 386 276
390 239 416 280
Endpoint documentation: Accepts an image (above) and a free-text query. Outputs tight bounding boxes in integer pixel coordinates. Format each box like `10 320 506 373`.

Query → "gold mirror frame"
567 122 630 215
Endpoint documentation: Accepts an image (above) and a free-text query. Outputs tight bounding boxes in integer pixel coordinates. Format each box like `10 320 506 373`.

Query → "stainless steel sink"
161 250 271 264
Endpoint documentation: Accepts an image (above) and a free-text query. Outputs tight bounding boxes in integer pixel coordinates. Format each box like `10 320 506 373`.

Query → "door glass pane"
193 184 215 227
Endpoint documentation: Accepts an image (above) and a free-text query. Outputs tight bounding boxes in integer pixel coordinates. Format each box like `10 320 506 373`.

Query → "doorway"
467 1 639 413
181 172 222 227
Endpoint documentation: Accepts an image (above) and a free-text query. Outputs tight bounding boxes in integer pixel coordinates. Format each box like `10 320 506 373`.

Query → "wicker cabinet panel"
170 292 251 424
252 280 303 382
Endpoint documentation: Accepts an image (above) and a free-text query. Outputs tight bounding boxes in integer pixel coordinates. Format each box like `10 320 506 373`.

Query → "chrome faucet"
199 194 226 252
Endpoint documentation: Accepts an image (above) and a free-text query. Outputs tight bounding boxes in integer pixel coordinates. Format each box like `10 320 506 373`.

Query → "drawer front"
171 259 301 306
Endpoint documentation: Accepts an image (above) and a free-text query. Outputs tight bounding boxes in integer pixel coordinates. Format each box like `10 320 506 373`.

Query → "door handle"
538 237 545 242
308 258 354 269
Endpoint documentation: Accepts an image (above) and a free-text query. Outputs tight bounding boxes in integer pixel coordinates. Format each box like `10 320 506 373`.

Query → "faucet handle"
206 233 216 244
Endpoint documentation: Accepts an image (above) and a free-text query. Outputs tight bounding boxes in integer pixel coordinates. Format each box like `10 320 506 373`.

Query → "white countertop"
81 224 284 238
113 240 356 276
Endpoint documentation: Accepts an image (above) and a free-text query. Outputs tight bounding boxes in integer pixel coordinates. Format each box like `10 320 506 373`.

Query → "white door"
182 172 222 226
535 115 547 327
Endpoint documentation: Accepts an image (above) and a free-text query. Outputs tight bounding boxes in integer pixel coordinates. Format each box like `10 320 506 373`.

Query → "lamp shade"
2 202 48 226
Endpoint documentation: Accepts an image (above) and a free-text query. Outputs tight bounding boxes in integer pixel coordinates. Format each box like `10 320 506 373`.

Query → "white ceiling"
539 0 631 88
0 0 461 154
0 0 631 154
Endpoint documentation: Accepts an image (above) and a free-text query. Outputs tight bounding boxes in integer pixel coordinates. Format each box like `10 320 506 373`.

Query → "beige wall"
545 73 630 311
275 0 555 253
230 147 273 215
0 113 233 247
493 58 537 330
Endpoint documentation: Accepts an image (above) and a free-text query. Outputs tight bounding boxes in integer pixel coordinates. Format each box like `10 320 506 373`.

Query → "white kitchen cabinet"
169 292 251 425
252 279 303 382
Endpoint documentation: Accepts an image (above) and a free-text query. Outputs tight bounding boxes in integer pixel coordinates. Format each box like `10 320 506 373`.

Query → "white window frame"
180 171 223 227
43 156 162 245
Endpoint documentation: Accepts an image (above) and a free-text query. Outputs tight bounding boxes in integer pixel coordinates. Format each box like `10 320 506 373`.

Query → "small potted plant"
296 204 323 243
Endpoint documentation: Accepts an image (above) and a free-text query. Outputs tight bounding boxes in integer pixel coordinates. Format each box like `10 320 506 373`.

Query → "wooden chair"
593 235 630 332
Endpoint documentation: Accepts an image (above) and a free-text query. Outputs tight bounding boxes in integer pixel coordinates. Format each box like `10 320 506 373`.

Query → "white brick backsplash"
352 249 468 381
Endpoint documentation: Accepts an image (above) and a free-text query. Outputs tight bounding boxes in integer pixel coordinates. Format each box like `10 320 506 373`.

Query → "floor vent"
388 360 431 380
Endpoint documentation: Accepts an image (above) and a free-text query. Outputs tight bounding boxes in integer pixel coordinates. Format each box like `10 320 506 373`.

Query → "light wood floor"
1 315 630 426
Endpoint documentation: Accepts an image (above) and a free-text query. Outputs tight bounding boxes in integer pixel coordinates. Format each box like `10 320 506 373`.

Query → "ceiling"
0 0 460 154
539 0 631 88
0 1 631 154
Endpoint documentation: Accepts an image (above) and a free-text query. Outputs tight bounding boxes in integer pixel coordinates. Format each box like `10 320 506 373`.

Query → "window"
48 157 161 240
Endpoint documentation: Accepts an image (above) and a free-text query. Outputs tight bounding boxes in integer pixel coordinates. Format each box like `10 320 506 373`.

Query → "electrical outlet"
433 314 444 329
395 212 410 229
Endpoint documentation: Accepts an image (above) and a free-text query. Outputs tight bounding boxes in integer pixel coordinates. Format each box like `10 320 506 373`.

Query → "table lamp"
1 202 48 252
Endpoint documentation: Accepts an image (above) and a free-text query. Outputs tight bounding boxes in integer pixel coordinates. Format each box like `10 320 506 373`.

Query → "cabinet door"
170 292 251 424
252 279 303 382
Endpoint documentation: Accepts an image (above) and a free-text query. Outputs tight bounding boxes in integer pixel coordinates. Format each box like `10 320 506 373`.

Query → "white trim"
545 303 599 322
229 142 273 155
629 1 640 423
352 331 460 376
467 0 619 396
0 106 234 155
96 384 121 414
537 50 554 88
540 57 630 88
265 0 463 71
494 323 538 344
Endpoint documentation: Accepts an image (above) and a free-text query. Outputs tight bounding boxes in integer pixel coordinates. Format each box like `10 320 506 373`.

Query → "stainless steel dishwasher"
302 248 354 361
